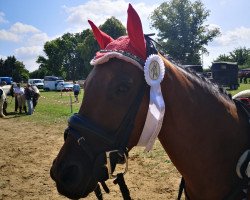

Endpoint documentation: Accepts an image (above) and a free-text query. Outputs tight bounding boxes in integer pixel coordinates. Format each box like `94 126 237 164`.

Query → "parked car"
43 76 64 91
0 77 13 85
56 82 74 92
28 79 44 89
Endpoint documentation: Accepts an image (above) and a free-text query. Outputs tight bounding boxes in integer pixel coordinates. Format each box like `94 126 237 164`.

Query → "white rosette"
137 54 166 151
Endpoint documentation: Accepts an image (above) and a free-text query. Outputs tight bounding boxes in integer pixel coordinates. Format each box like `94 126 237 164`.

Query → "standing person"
24 83 34 115
72 81 80 103
31 85 40 111
10 83 18 112
0 86 6 118
0 81 8 116
14 83 26 114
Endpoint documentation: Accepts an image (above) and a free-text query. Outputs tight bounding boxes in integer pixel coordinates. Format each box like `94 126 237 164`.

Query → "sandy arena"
0 117 181 200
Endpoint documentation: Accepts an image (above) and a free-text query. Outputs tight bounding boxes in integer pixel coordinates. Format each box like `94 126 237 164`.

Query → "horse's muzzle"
50 158 96 199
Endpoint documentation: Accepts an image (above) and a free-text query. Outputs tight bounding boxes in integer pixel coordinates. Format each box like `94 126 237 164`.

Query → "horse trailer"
211 62 239 90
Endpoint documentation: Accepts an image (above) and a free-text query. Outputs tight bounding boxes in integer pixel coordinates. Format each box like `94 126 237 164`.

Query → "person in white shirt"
14 83 26 113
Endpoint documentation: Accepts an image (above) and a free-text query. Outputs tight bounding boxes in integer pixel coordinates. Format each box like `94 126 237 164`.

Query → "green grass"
6 89 83 125
227 83 250 96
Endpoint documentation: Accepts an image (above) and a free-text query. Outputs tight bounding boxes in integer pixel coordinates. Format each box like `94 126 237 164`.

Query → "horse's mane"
162 54 233 102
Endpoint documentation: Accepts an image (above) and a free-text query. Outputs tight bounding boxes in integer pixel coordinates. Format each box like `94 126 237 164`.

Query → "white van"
43 76 64 91
28 79 44 89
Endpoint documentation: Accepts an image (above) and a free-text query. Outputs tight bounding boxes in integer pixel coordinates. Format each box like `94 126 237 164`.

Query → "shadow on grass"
4 112 25 118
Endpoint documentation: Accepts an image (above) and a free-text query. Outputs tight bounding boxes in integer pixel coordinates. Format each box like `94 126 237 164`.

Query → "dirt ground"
0 116 181 200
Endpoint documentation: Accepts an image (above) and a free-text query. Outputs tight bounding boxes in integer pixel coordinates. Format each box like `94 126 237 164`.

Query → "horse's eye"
116 84 130 94
115 81 132 96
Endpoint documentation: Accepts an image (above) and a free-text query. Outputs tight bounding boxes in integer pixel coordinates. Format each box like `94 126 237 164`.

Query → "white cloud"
0 54 7 60
64 0 128 26
214 26 250 47
63 0 157 33
20 57 40 72
14 46 45 72
0 22 43 43
10 22 40 34
0 12 8 24
202 26 250 68
27 33 50 46
14 46 43 57
0 29 19 42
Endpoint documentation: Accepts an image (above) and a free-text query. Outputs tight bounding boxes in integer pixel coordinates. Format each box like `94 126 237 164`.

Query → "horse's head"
50 4 154 198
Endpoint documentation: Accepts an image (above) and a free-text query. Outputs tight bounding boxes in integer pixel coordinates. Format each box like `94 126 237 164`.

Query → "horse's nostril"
61 165 80 187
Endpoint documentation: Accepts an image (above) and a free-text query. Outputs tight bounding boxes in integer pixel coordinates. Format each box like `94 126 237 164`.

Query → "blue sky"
0 0 250 72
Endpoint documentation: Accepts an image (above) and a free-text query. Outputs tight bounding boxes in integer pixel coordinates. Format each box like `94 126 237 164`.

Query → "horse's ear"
127 4 146 60
88 20 114 49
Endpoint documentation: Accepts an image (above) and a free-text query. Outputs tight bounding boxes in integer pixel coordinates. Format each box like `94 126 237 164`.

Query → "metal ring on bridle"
105 150 128 179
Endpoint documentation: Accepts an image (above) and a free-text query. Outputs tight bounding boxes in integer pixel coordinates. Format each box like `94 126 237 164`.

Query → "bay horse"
50 4 250 200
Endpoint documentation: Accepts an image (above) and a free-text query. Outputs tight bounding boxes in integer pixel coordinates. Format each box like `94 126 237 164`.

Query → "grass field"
227 82 250 96
6 89 83 125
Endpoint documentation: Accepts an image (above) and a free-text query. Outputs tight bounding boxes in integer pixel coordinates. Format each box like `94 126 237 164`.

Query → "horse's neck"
158 58 249 199
161 60 235 131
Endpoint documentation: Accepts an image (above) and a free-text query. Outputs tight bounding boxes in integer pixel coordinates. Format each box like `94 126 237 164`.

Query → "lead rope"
94 182 110 200
94 177 131 200
113 173 131 200
94 184 103 200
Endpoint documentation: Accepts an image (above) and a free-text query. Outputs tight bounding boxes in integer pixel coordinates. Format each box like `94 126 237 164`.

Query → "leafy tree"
36 17 126 80
214 54 232 62
229 47 250 65
36 33 84 80
150 0 220 65
100 17 126 39
0 56 29 82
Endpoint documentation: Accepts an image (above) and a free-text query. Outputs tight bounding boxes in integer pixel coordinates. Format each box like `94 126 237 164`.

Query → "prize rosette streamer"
137 54 166 151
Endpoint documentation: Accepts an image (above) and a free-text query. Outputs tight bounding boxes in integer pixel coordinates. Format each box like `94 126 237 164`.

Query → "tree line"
214 47 250 69
4 0 248 81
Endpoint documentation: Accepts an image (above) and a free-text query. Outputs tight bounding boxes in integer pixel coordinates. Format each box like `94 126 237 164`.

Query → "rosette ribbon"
137 54 165 151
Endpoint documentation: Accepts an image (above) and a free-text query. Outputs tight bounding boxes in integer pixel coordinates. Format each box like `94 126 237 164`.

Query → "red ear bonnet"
88 20 114 49
89 4 147 69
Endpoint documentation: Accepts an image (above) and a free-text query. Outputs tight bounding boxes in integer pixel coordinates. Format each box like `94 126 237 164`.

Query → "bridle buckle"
105 150 128 179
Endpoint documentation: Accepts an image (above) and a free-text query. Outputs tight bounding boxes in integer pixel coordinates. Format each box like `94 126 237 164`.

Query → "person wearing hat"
24 83 34 115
